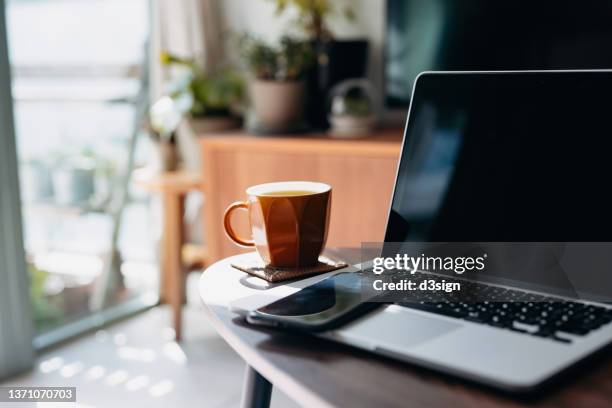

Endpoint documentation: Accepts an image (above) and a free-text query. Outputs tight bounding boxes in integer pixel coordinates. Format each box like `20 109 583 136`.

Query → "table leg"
162 192 185 341
241 365 272 408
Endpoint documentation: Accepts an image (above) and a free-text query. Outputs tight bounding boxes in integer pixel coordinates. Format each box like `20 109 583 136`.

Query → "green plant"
29 264 64 332
237 35 314 81
334 86 372 117
342 96 372 117
270 0 355 41
160 52 245 117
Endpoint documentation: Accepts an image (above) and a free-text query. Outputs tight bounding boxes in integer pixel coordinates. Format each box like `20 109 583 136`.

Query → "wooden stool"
134 169 206 340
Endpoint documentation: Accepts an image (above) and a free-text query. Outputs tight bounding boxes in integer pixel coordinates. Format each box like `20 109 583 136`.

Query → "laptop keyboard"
390 272 612 344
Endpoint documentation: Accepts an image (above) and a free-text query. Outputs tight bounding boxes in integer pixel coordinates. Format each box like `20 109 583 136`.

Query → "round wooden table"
199 252 612 408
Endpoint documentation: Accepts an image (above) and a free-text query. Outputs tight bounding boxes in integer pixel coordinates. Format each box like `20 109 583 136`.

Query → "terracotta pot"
250 79 305 130
157 140 179 172
188 116 241 135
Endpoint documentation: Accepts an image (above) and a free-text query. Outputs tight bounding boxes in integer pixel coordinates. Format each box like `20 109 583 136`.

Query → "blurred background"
7 0 385 346
10 0 154 342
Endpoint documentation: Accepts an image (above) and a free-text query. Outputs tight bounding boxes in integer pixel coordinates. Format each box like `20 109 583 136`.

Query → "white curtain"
150 0 220 242
151 0 223 100
150 0 224 173
0 0 34 380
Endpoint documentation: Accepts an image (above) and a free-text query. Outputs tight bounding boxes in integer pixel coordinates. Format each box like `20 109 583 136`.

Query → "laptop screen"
385 71 612 300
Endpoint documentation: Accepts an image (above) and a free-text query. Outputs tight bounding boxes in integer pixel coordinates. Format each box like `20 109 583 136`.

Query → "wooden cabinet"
200 129 403 262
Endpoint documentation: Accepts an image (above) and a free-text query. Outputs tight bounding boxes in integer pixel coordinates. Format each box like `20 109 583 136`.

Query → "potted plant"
20 157 54 203
52 156 96 207
328 79 378 138
149 95 182 171
238 35 314 132
160 52 245 134
269 0 369 129
28 264 65 332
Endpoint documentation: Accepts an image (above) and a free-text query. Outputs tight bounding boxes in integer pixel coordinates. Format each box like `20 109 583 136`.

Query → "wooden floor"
1 274 299 408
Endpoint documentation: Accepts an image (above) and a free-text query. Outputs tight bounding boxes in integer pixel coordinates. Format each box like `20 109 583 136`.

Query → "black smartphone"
246 272 380 332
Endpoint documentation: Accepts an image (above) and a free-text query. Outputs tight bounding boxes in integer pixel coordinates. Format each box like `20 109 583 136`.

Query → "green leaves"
273 0 289 15
343 6 356 22
189 70 244 116
267 0 355 40
160 51 245 117
159 51 195 68
237 34 314 81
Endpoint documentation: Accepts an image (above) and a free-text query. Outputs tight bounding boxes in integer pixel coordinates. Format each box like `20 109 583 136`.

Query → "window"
7 0 157 346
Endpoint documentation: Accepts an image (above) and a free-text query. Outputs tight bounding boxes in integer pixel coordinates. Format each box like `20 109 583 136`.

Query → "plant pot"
156 140 179 172
306 39 370 129
52 159 96 206
21 161 54 203
188 116 241 135
250 79 306 131
328 114 377 139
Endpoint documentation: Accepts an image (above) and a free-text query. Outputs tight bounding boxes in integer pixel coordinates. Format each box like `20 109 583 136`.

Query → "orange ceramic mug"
223 181 331 267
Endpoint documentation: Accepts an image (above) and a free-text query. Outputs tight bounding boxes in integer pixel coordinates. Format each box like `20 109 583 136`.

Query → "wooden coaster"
231 252 348 283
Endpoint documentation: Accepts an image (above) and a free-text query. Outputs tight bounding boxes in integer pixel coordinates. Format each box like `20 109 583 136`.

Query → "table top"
199 250 612 408
133 168 201 194
198 127 403 158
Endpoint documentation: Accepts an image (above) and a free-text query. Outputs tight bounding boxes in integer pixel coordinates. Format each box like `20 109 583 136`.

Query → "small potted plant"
269 0 368 129
160 52 245 134
149 95 182 171
51 153 96 207
238 35 314 132
20 156 54 203
328 79 378 138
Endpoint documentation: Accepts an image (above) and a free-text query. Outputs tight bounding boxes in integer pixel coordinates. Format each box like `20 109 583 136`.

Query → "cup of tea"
223 181 331 267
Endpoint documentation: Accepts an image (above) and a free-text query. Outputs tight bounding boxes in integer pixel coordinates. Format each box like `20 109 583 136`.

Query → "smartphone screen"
249 273 377 331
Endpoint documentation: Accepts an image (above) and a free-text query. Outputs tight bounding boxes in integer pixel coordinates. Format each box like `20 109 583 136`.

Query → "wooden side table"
199 128 403 263
134 169 205 340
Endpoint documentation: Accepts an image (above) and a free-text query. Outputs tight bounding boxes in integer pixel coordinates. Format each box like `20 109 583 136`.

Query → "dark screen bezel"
383 70 612 303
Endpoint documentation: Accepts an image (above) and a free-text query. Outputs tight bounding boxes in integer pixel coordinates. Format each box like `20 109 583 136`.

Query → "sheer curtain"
0 0 34 380
149 0 222 245
150 0 223 171
151 0 223 98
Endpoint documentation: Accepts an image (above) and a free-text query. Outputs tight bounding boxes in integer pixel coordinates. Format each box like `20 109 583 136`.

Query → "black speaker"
306 39 369 130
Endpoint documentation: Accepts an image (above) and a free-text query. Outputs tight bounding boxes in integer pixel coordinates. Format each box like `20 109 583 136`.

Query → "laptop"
233 70 612 392
316 70 612 392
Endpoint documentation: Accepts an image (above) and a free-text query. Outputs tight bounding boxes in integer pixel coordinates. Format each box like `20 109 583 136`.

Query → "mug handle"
223 201 255 247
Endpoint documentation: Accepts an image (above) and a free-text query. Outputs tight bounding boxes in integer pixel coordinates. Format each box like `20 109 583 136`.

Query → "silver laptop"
318 71 612 392
235 70 612 392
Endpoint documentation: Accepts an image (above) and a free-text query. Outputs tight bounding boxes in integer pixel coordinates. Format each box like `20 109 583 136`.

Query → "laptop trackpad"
337 305 463 349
